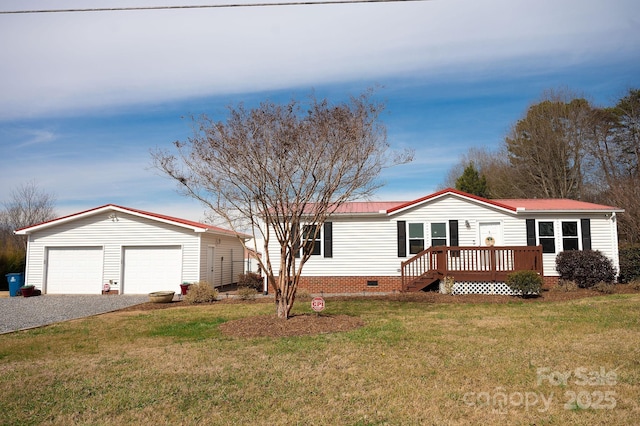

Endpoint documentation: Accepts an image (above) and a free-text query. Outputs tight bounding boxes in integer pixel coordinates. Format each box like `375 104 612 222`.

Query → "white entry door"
207 246 215 287
46 247 103 294
479 222 503 247
122 246 182 294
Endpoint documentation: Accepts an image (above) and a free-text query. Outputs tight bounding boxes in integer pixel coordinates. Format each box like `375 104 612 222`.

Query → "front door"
479 222 503 247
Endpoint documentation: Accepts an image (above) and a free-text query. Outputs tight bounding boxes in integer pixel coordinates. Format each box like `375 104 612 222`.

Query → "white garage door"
46 247 104 294
122 246 182 294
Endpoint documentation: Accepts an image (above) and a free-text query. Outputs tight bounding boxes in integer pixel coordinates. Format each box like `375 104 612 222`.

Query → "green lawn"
1 295 638 425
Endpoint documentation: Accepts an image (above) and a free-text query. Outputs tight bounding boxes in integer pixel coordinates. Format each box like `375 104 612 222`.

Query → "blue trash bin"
6 273 24 297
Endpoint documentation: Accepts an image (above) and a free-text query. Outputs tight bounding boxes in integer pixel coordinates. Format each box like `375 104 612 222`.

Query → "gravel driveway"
0 295 148 334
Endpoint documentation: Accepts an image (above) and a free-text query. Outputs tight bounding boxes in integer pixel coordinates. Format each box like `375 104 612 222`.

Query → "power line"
0 0 430 15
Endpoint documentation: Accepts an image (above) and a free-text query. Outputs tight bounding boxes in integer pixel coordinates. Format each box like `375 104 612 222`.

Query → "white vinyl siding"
199 233 244 287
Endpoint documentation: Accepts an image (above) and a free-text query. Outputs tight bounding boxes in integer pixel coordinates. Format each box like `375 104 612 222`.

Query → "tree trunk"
276 295 289 319
275 276 294 319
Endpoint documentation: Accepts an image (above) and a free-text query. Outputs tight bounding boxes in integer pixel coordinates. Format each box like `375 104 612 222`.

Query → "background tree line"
446 88 640 245
0 182 56 289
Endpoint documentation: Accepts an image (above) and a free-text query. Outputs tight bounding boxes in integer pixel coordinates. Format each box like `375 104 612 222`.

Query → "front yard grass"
0 294 638 425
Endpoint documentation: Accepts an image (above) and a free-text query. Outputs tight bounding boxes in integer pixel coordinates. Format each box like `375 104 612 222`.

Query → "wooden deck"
401 246 543 292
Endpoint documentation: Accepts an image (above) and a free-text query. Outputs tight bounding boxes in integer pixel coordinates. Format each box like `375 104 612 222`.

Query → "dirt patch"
117 285 639 338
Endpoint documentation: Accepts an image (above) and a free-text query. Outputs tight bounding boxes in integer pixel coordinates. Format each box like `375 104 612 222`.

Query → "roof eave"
15 204 211 235
385 188 517 216
515 208 625 214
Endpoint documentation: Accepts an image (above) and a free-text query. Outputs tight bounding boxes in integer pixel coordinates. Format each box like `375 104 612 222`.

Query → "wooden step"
404 273 441 292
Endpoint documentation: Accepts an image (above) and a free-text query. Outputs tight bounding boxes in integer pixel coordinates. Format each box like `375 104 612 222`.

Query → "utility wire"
0 0 430 15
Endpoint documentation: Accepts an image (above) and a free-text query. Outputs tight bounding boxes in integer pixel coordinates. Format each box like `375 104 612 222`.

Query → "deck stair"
401 246 543 292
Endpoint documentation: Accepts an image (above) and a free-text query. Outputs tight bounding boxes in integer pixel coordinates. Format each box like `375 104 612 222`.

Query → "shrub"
555 250 616 288
237 272 263 291
183 281 218 304
618 245 640 283
236 286 257 300
629 279 640 291
506 270 543 297
592 281 615 294
553 279 578 293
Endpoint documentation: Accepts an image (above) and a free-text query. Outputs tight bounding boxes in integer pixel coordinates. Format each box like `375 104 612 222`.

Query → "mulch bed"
117 285 639 338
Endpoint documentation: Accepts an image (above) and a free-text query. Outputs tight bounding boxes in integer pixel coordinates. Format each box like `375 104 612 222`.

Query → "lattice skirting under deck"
441 281 520 296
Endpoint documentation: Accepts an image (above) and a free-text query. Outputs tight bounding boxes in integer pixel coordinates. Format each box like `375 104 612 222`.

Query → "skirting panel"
441 281 520 296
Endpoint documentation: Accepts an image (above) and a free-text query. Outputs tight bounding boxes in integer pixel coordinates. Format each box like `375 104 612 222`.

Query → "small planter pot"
20 286 35 298
180 284 190 296
149 291 175 303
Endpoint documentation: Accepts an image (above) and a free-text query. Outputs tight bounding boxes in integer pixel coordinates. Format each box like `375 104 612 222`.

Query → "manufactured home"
265 189 623 295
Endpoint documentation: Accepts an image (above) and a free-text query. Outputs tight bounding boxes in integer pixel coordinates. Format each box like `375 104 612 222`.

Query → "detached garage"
16 205 249 295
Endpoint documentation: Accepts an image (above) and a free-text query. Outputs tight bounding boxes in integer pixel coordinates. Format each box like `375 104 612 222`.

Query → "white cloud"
1 0 637 120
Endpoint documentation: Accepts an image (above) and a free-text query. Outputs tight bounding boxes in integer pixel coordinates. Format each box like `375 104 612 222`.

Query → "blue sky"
1 0 639 221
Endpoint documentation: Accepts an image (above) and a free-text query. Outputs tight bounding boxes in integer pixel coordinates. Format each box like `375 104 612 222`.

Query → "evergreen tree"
455 162 488 197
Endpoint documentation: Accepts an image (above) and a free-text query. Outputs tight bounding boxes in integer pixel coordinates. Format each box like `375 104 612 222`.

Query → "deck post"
490 247 496 282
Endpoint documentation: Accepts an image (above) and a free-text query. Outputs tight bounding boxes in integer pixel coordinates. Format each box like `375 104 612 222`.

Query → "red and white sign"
311 297 325 312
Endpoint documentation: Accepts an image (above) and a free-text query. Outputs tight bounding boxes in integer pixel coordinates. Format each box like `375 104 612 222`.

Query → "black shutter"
449 220 459 246
526 219 536 246
397 221 406 257
449 220 460 257
323 222 333 258
581 219 591 250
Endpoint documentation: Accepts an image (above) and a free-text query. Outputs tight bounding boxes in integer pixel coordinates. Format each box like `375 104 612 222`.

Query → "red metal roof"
15 204 250 238
495 198 622 212
114 205 249 236
313 189 622 215
329 201 404 214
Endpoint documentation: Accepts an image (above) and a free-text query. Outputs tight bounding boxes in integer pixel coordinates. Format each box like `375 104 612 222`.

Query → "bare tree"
152 91 412 318
505 91 593 199
586 89 640 243
1 181 57 250
442 88 640 243
440 146 515 198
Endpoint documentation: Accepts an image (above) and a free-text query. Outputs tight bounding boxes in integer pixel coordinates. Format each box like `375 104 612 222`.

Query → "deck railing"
401 246 543 291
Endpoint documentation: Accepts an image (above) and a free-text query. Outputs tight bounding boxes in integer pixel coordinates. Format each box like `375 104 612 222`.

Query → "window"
562 221 579 251
431 222 447 246
302 225 321 256
409 223 424 254
538 221 555 253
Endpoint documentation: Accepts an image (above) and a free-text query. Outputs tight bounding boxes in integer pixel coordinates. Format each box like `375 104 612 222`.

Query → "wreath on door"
485 236 495 246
